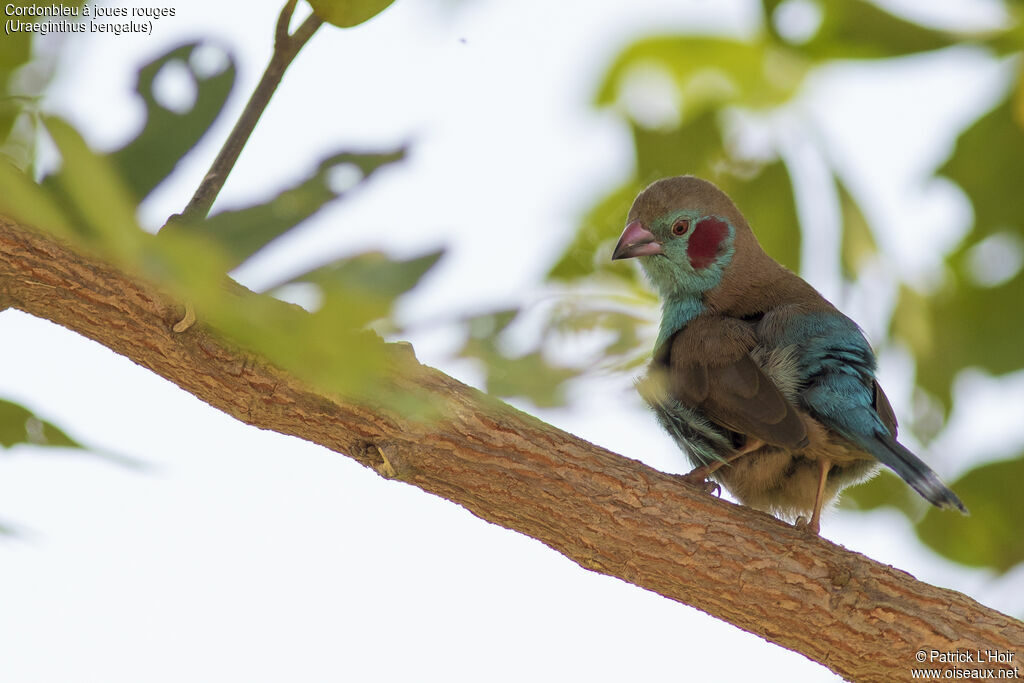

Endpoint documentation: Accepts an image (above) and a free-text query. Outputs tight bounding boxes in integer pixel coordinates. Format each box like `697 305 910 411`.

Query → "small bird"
612 175 966 533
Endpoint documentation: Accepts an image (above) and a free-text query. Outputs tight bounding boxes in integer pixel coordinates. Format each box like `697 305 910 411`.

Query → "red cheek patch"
687 217 728 269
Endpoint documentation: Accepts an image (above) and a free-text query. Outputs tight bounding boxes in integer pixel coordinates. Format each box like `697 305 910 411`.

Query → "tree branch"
1 215 1021 682
176 0 324 223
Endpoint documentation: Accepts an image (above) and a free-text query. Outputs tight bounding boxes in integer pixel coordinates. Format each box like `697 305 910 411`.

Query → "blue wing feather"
784 312 966 512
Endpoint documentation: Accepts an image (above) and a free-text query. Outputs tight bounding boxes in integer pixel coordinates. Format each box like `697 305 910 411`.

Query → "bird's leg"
797 458 831 534
679 438 764 494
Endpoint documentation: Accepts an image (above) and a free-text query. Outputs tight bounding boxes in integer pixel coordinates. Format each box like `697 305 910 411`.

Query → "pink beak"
612 221 663 260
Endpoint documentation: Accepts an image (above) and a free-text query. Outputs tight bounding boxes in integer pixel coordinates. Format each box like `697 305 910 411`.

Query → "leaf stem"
175 0 324 223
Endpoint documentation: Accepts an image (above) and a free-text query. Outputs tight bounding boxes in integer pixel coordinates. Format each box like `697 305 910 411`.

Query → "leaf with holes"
110 42 236 201
596 36 806 123
153 246 444 402
892 90 1024 409
762 0 958 60
165 148 404 271
895 262 1024 412
938 92 1024 248
0 399 84 450
633 110 726 182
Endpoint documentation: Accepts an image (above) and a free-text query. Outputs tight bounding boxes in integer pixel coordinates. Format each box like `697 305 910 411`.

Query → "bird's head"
612 176 746 299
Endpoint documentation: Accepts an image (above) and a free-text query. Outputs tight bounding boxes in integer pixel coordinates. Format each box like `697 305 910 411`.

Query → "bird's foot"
677 472 721 497
172 302 196 333
794 516 821 535
795 458 829 536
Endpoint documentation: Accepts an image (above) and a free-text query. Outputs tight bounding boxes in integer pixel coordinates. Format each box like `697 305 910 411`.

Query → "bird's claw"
678 473 721 497
172 302 196 333
794 516 820 535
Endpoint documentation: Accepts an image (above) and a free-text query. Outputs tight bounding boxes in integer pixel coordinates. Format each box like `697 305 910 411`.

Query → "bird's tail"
869 434 967 513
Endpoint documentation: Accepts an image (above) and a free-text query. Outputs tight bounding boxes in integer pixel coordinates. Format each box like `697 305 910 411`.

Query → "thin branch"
175 1 324 224
275 0 299 46
1 216 1022 683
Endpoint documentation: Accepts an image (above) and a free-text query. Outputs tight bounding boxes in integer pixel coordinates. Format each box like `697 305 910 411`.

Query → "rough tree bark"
1 215 1021 682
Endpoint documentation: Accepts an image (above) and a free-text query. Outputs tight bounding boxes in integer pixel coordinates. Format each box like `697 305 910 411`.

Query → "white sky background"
2 0 1024 681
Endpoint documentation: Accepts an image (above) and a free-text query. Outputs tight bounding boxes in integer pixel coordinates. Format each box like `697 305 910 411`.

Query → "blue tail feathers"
868 433 967 513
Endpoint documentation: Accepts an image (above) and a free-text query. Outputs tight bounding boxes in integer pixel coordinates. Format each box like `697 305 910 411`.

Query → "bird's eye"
672 219 690 236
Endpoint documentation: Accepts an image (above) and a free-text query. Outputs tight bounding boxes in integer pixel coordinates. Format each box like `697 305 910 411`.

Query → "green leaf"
0 95 29 163
40 117 144 260
596 36 806 122
306 0 395 28
894 259 1024 412
548 181 645 282
901 265 1024 411
941 262 1024 384
763 0 958 60
474 348 578 408
836 174 877 279
890 283 935 374
467 308 519 338
0 18 32 84
149 237 442 401
0 399 84 450
633 109 725 179
548 295 656 372
0 159 74 237
300 249 441 299
144 226 369 397
110 43 236 201
298 248 444 329
1 2 84 152
722 159 801 273
138 141 424 404
938 90 1024 248
223 290 393 396
916 455 1024 573
890 83 1024 410
459 312 579 408
168 148 404 270
0 399 144 470
839 469 919 517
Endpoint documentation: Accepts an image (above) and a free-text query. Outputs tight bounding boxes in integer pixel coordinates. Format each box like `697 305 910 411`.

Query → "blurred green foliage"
0 1 84 168
0 398 81 536
306 0 395 28
111 43 235 201
0 41 440 410
917 456 1024 572
0 399 83 450
761 0 960 59
168 148 405 270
